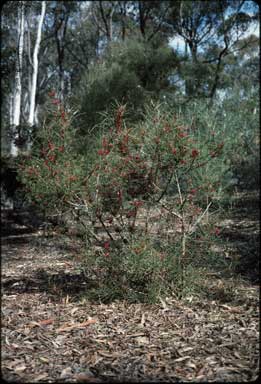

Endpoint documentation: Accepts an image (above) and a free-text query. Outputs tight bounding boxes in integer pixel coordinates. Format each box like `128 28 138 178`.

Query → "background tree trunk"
27 1 46 150
11 1 25 157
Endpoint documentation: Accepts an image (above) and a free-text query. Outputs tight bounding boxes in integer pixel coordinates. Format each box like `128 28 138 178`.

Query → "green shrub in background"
18 95 226 303
74 37 178 138
17 93 86 216
172 94 259 193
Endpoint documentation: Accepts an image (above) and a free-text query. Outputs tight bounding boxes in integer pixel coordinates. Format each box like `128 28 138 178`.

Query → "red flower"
119 143 128 154
98 149 110 156
117 190 122 201
61 111 67 122
163 124 171 133
41 148 47 157
48 141 55 151
132 200 143 208
126 210 136 218
48 154 56 162
48 90 56 97
190 188 197 195
116 106 125 133
191 149 199 158
102 137 108 148
123 133 129 145
178 132 188 138
171 148 177 155
52 99 60 105
214 227 220 236
104 241 110 250
68 175 77 182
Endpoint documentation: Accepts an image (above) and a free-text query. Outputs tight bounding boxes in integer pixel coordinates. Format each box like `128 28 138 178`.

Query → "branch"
188 201 212 234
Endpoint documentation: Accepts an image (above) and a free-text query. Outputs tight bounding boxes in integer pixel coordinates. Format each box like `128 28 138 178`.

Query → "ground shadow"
219 190 260 283
2 269 94 299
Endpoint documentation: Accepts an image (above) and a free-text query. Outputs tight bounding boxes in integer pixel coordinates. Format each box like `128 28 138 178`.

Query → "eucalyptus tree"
1 1 47 155
165 0 258 99
10 1 25 156
27 0 46 150
1 2 17 154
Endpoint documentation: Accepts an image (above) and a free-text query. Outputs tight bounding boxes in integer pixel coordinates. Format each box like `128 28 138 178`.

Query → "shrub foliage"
18 93 225 302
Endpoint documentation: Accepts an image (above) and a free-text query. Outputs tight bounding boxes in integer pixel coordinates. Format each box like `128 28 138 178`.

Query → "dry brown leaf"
71 307 79 315
56 318 96 332
33 373 49 381
159 296 168 310
60 367 73 379
174 356 191 362
14 364 27 373
220 304 242 313
127 332 147 338
136 336 150 345
75 373 102 382
39 356 49 363
140 313 146 326
97 350 120 358
38 319 54 325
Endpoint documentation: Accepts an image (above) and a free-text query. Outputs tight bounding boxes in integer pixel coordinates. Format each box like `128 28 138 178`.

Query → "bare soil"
1 191 259 382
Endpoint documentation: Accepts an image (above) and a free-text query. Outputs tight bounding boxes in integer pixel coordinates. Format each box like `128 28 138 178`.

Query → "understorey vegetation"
17 93 231 303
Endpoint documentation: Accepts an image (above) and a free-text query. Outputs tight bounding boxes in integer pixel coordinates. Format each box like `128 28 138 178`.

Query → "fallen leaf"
97 351 120 358
174 356 191 362
75 372 102 382
38 319 54 325
56 318 96 332
136 336 150 345
14 364 27 373
180 347 194 353
60 367 73 379
220 304 242 313
159 296 168 310
127 333 147 338
39 356 49 363
71 307 79 315
27 320 53 328
33 373 49 381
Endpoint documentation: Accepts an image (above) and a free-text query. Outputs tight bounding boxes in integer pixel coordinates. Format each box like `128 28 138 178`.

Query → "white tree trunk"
11 1 25 157
28 1 46 127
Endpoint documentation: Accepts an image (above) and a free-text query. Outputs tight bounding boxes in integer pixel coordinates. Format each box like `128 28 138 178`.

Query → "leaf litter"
1 200 259 383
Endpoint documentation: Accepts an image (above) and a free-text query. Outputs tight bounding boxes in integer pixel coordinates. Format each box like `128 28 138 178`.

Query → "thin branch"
188 201 212 235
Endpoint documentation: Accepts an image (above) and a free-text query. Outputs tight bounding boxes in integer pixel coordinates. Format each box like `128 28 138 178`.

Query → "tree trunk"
55 6 70 103
28 1 46 127
11 1 25 157
185 41 198 97
27 1 46 151
138 2 146 38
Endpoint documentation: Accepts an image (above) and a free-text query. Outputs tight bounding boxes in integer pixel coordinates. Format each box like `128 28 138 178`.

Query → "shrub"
18 97 225 302
75 37 178 135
